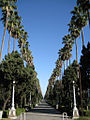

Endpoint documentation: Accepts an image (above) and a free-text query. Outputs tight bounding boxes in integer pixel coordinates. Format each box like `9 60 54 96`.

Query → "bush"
85 110 90 116
16 108 25 116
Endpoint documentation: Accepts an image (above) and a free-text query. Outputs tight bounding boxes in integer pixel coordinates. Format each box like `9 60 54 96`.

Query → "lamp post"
73 81 79 119
29 92 31 107
36 88 38 106
9 80 17 119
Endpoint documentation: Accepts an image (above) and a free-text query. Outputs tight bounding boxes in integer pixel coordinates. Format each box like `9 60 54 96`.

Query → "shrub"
16 108 25 116
85 110 90 116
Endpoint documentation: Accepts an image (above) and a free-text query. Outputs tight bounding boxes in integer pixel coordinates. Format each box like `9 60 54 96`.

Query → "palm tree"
18 29 34 66
69 9 85 113
7 11 21 54
55 57 63 80
0 0 17 62
62 34 74 66
77 0 90 26
58 48 66 71
12 21 23 52
18 29 28 49
68 22 80 64
71 6 88 47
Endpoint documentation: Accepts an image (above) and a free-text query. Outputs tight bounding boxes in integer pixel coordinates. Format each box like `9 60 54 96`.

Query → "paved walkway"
31 100 61 114
17 100 72 120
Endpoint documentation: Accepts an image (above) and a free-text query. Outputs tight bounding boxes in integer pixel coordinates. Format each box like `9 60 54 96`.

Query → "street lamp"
29 92 31 107
73 81 79 119
9 80 17 119
36 87 38 107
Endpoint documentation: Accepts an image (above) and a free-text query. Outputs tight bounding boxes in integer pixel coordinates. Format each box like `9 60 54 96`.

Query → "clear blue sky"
0 0 89 96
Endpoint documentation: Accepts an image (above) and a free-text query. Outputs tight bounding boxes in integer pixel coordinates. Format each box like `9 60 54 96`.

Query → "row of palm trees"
45 0 89 109
0 0 33 66
0 0 43 109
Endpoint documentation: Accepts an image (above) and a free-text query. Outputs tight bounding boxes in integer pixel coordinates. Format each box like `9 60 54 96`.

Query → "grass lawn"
77 116 90 120
1 118 10 120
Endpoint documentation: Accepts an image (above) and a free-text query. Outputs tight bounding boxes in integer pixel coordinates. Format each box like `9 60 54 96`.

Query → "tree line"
44 0 90 116
0 0 43 111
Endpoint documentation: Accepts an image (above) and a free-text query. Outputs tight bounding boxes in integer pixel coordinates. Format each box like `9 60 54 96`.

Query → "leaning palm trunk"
13 36 15 52
75 38 78 64
63 61 65 71
66 60 68 68
69 58 71 66
8 30 12 55
0 7 9 63
81 27 84 47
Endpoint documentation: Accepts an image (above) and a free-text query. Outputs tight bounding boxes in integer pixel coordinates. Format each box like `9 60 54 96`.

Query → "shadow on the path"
30 101 61 115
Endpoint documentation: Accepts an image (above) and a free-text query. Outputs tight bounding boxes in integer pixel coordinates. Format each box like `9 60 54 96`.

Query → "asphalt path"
17 100 72 120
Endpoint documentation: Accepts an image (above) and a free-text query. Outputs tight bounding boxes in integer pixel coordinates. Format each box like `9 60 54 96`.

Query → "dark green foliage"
45 61 80 116
16 108 25 116
0 51 25 110
61 61 80 115
80 42 90 108
85 110 90 116
0 51 43 110
80 42 90 90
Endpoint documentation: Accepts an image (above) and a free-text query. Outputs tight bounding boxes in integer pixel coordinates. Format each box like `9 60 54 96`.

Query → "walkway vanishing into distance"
17 100 72 120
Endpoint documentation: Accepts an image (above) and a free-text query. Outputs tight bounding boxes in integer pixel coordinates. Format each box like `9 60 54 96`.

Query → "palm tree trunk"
69 58 71 66
66 60 68 68
63 61 65 71
24 97 26 106
81 27 84 47
75 38 78 64
13 37 15 52
8 30 12 55
0 7 9 63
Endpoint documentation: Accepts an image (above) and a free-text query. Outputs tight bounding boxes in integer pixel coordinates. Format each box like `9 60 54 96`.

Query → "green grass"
77 116 90 120
1 118 10 120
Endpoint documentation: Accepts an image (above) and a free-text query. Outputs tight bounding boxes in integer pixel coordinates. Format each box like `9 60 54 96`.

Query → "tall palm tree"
18 29 34 66
0 0 17 62
12 21 23 52
62 34 74 66
69 10 84 113
7 11 21 54
77 0 90 26
58 48 66 71
68 22 80 64
71 6 88 47
18 29 28 49
55 58 62 80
